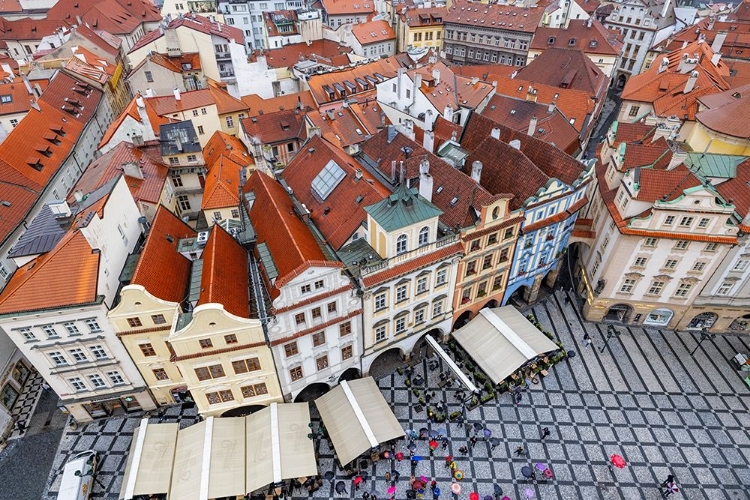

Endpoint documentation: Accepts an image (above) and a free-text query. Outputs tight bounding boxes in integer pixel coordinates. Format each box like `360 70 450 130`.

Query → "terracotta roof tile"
241 108 307 145
0 0 22 14
38 71 103 125
411 62 495 114
0 81 33 116
357 128 499 229
264 10 299 38
145 89 216 116
0 18 64 41
198 225 250 318
620 138 672 171
307 57 403 105
240 91 316 115
282 135 390 249
611 121 656 146
362 241 464 287
131 206 196 303
208 85 248 115
144 52 202 74
715 158 750 228
246 170 329 298
530 19 623 56
351 20 396 45
399 6 447 27
696 85 750 139
49 0 161 36
202 155 243 210
635 165 702 203
203 130 253 168
445 0 547 34
307 106 373 149
481 94 581 155
0 230 99 314
68 142 168 206
258 39 352 69
320 0 375 16
129 13 240 53
515 47 608 98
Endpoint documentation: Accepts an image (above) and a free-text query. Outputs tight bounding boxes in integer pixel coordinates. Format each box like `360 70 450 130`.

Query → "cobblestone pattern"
41 291 750 499
7 371 44 440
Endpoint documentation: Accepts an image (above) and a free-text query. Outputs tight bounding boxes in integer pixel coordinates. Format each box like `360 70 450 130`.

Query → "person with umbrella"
661 481 679 498
661 474 674 488
429 439 439 453
432 486 440 499
514 445 526 457
444 455 453 468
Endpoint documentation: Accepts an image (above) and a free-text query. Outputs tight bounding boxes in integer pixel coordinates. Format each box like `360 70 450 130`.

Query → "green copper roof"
364 184 442 232
684 153 746 180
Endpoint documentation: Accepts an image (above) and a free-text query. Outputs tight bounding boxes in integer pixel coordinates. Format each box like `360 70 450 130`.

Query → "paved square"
43 291 750 499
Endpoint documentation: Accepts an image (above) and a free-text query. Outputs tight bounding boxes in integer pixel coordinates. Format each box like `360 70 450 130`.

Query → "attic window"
311 159 345 201
436 185 444 194
733 92 742 99
450 196 459 206
0 95 11 103
51 125 66 136
182 63 192 70
568 38 576 46
355 194 364 204
27 158 44 171
280 120 291 130
590 40 598 48
547 37 555 44
36 146 53 157
45 134 61 145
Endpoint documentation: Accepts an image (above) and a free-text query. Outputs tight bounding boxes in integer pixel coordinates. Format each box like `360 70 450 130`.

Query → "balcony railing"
360 234 459 277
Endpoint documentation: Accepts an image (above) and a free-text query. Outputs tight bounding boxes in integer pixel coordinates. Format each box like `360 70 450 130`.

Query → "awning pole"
123 418 149 500
200 417 214 500
270 402 282 483
424 335 478 393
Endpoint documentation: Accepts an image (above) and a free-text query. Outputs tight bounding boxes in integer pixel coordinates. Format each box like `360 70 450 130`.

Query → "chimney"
510 70 518 79
443 103 454 122
122 161 145 180
661 0 670 18
391 160 397 182
471 160 483 184
526 86 537 102
586 17 592 28
548 102 556 114
470 77 479 85
684 70 698 93
658 57 669 74
145 88 154 97
667 149 688 170
173 87 181 101
509 139 521 150
424 109 436 131
30 99 40 111
413 73 422 103
490 127 501 140
527 116 538 136
397 67 405 99
711 31 727 54
419 163 434 202
432 68 440 85
400 119 415 141
423 129 435 153
136 95 145 108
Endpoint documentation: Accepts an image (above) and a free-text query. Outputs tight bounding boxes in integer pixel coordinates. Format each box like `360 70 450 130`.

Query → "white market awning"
245 402 318 494
452 306 559 385
315 377 404 467
169 420 207 500
119 419 178 500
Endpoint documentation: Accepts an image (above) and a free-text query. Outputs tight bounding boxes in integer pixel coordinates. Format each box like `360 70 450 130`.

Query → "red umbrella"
353 476 363 486
396 452 404 462
470 492 479 500
429 440 438 450
412 479 424 489
610 454 626 469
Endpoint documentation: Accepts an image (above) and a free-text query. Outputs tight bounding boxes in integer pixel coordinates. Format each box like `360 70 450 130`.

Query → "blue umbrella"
412 455 423 462
483 429 492 438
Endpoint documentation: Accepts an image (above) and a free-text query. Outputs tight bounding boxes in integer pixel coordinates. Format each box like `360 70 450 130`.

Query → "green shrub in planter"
405 378 412 387
484 381 493 391
412 388 420 397
397 367 403 375
480 392 495 403
470 397 479 407
449 411 461 421
418 397 426 405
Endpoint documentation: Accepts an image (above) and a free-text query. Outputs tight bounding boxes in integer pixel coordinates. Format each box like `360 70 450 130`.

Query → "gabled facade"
350 20 397 59
126 52 206 97
0 80 34 142
246 171 362 401
0 176 154 422
461 114 593 306
395 6 446 53
240 108 307 169
580 120 740 329
201 131 254 225
319 0 375 29
160 121 207 224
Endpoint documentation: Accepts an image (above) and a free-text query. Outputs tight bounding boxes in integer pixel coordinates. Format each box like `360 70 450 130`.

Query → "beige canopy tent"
315 377 404 466
245 402 318 494
452 306 559 385
119 419 179 500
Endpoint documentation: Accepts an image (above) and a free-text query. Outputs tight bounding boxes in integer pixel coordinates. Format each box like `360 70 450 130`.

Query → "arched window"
396 234 408 254
418 227 429 246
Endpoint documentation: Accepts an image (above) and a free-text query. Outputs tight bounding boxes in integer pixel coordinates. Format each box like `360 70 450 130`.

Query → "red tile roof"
320 0 375 16
444 0 547 34
0 0 22 14
481 94 581 155
241 108 307 145
715 158 750 231
208 85 248 115
307 106 373 149
142 52 202 74
695 84 750 139
357 128 499 229
351 20 396 45
203 130 253 168
198 225 250 318
71 24 121 57
515 47 608 99
461 113 586 187
48 0 161 36
362 241 464 287
0 18 65 41
38 71 103 125
145 88 217 116
307 57 403 105
530 19 623 56
129 13 243 53
67 142 168 206
258 39 352 69
399 6 447 27
202 155 243 210
0 231 100 314
241 91 316 115
620 138 672 171
264 10 299 38
131 205 196 303
0 81 33 116
245 170 331 299
622 40 731 120
411 62 495 113
634 164 702 203
282 135 390 250
611 121 656 146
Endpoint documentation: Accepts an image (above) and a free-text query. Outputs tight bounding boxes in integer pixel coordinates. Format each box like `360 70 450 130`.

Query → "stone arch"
221 404 266 418
604 303 633 323
338 367 361 383
294 382 331 403
616 74 627 89
367 347 405 380
729 313 750 333
482 299 499 310
453 310 472 331
503 283 531 306
687 312 718 330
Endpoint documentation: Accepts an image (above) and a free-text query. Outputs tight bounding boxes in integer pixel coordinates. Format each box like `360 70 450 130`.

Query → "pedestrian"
393 471 400 482
425 392 432 403
459 446 468 455
430 479 436 490
441 437 449 449
541 427 551 440
469 436 478 448
444 455 452 467
515 392 523 405
660 475 674 487
385 472 391 483
583 332 592 348
15 420 25 433
564 294 571 305
449 461 457 472
363 492 370 500
514 446 525 457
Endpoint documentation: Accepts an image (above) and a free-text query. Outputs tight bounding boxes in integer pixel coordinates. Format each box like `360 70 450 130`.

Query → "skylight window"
311 159 346 201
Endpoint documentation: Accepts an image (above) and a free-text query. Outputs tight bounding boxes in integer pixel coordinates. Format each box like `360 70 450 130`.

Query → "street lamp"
689 328 716 356
600 325 621 353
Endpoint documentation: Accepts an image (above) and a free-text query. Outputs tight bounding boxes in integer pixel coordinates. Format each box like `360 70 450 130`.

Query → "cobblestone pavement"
6 370 44 440
42 290 750 499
